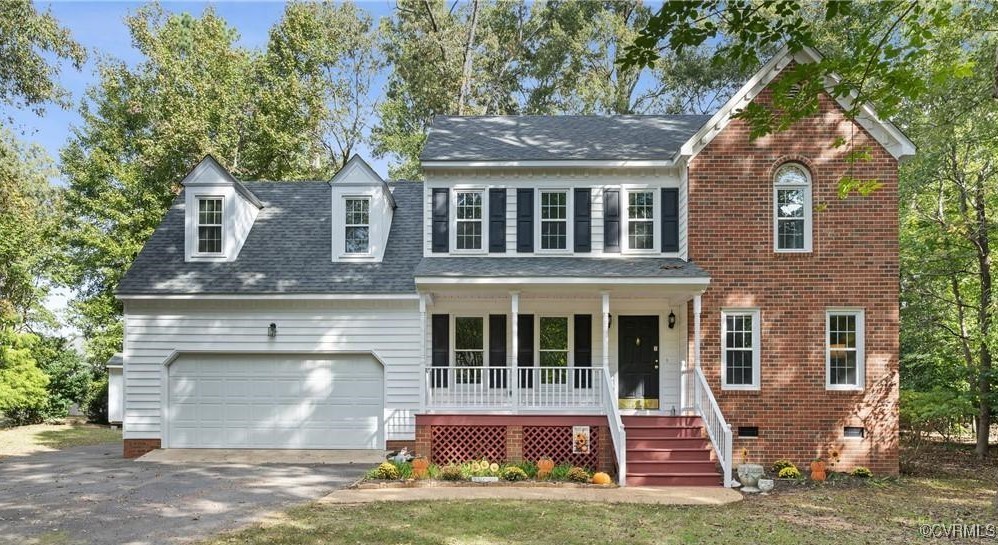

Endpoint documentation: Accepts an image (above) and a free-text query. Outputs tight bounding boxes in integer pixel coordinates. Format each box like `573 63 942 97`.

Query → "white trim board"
117 293 421 301
415 276 711 286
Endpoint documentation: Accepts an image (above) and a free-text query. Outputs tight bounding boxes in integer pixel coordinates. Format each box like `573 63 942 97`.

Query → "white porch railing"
683 363 734 487
425 366 605 411
600 366 627 486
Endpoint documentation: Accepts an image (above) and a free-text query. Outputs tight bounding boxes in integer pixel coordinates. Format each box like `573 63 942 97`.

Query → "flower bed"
363 458 617 488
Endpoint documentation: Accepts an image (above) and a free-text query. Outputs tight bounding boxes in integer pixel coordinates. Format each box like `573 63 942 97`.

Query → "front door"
618 315 660 410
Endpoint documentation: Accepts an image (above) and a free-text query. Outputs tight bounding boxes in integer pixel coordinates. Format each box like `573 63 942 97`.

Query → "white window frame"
623 188 658 254
535 314 573 385
773 163 813 253
452 315 488 385
194 196 224 257
825 308 865 391
343 196 371 256
720 308 761 391
451 189 487 254
536 189 572 253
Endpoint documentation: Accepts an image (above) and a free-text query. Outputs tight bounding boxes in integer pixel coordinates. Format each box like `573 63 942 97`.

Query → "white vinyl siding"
826 309 865 390
721 308 761 390
122 299 421 441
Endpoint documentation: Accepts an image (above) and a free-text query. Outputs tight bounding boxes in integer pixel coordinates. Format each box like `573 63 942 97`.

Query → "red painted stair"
623 415 722 487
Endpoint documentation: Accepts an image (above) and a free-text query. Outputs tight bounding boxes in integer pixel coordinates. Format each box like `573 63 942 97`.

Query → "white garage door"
167 354 384 449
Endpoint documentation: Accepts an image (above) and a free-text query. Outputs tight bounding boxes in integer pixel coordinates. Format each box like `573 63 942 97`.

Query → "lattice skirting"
522 426 599 470
430 425 506 465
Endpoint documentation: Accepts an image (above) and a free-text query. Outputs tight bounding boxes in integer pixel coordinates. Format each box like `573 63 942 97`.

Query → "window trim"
535 189 573 254
343 196 372 256
720 308 761 391
825 308 865 391
194 195 224 257
451 189 487 254
622 188 658 254
773 163 813 253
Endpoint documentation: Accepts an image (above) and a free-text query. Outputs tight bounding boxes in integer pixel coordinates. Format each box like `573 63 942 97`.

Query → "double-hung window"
539 316 569 384
454 316 484 383
455 191 484 251
627 191 655 250
540 191 568 250
197 197 223 254
774 163 812 252
721 309 760 390
344 198 370 254
826 310 865 390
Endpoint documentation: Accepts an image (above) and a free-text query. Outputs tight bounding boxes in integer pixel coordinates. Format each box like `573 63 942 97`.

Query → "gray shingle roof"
116 182 424 295
420 115 711 162
414 257 710 279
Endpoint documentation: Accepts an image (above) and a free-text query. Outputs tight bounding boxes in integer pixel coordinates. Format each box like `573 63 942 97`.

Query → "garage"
166 353 384 449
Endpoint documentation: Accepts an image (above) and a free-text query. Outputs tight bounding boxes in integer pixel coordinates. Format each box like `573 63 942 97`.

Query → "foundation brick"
123 439 161 459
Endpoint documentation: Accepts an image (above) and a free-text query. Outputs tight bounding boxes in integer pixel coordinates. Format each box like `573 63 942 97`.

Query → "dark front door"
618 315 660 409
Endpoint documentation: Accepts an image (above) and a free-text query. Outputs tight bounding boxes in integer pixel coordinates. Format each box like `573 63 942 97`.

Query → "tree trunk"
457 0 480 115
974 174 993 459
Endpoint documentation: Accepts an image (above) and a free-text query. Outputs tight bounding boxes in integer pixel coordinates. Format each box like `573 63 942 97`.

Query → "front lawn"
0 418 121 458
204 443 996 545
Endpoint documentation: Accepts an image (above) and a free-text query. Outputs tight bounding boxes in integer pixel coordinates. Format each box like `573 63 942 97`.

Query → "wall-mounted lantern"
268 323 277 338
668 311 676 329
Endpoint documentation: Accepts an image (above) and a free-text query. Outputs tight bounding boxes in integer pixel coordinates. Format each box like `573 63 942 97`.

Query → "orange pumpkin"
412 457 430 478
537 458 555 479
810 460 827 482
591 472 612 485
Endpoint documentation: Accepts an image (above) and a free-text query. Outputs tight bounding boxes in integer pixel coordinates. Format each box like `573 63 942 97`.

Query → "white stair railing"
600 367 627 486
686 365 734 487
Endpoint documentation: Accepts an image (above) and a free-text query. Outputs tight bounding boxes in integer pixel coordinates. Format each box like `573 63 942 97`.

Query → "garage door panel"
167 354 384 449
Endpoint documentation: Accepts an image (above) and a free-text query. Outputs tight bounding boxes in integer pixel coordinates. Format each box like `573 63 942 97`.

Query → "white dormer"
182 155 263 262
331 155 395 262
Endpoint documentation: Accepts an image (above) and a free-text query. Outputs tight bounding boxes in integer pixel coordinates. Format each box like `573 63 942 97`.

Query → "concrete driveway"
0 443 369 545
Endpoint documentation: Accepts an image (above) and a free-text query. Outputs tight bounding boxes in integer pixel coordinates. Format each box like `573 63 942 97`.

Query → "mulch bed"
355 480 618 490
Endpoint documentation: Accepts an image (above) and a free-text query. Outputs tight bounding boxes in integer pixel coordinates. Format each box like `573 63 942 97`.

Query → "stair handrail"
692 365 734 487
600 366 626 486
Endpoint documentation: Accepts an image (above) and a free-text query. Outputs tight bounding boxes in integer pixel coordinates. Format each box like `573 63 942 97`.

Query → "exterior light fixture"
668 311 676 329
268 323 277 338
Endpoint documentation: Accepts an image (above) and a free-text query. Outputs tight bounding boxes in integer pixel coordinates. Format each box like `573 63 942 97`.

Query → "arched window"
773 163 812 252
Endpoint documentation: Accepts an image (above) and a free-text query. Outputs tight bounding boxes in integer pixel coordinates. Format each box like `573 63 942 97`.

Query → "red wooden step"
626 473 723 487
627 448 714 462
626 437 710 450
625 425 703 439
621 416 702 427
627 460 719 474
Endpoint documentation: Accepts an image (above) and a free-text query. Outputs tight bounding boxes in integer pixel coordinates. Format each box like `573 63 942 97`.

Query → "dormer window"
197 197 223 254
344 197 371 254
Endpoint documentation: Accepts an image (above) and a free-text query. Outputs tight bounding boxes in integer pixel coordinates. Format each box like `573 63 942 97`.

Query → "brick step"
627 460 719 474
626 473 723 487
627 448 715 462
624 426 704 439
621 416 702 427
626 436 711 450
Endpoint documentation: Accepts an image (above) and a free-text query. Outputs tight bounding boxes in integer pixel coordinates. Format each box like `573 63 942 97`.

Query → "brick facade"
687 74 900 475
123 439 161 459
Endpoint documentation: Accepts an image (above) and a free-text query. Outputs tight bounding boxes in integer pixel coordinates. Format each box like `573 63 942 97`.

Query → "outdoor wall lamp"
268 323 277 338
668 311 676 329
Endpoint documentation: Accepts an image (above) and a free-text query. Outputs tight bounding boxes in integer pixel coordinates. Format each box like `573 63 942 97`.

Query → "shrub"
566 467 590 483
84 377 108 425
0 327 49 424
549 463 572 481
374 462 400 480
516 461 538 478
501 466 528 481
771 459 796 474
439 464 464 481
778 467 802 479
851 467 873 478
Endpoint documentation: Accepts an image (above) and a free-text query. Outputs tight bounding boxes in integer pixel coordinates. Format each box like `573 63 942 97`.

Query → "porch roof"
414 257 710 284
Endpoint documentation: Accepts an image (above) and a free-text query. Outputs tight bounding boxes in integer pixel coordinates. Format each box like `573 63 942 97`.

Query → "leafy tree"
0 326 49 424
33 337 91 418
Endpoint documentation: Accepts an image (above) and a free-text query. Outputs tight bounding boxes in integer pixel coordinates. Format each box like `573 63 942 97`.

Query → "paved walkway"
321 485 742 505
138 448 384 465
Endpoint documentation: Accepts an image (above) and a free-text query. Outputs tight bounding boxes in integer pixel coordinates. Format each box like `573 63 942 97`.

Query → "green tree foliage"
0 0 86 115
34 337 91 419
0 326 50 424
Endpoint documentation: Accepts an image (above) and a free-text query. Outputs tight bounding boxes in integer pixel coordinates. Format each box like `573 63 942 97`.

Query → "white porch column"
419 292 429 412
510 291 520 410
693 294 702 369
601 291 610 368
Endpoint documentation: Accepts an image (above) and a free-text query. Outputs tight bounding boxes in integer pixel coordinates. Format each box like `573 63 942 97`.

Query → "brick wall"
687 73 900 475
123 439 161 459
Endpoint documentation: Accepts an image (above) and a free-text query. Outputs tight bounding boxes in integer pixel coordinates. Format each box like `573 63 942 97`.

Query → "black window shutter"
574 314 593 388
488 314 507 387
431 188 449 253
516 189 534 253
574 188 592 252
431 314 449 387
662 187 679 252
603 189 620 253
517 314 534 388
489 188 506 253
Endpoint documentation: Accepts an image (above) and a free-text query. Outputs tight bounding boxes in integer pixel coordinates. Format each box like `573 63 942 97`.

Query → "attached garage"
166 353 384 449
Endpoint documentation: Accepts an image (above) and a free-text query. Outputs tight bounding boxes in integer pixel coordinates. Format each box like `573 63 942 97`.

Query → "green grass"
202 471 995 545
0 418 120 458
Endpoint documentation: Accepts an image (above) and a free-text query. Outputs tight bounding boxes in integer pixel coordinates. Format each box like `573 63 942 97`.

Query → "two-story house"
116 46 914 486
